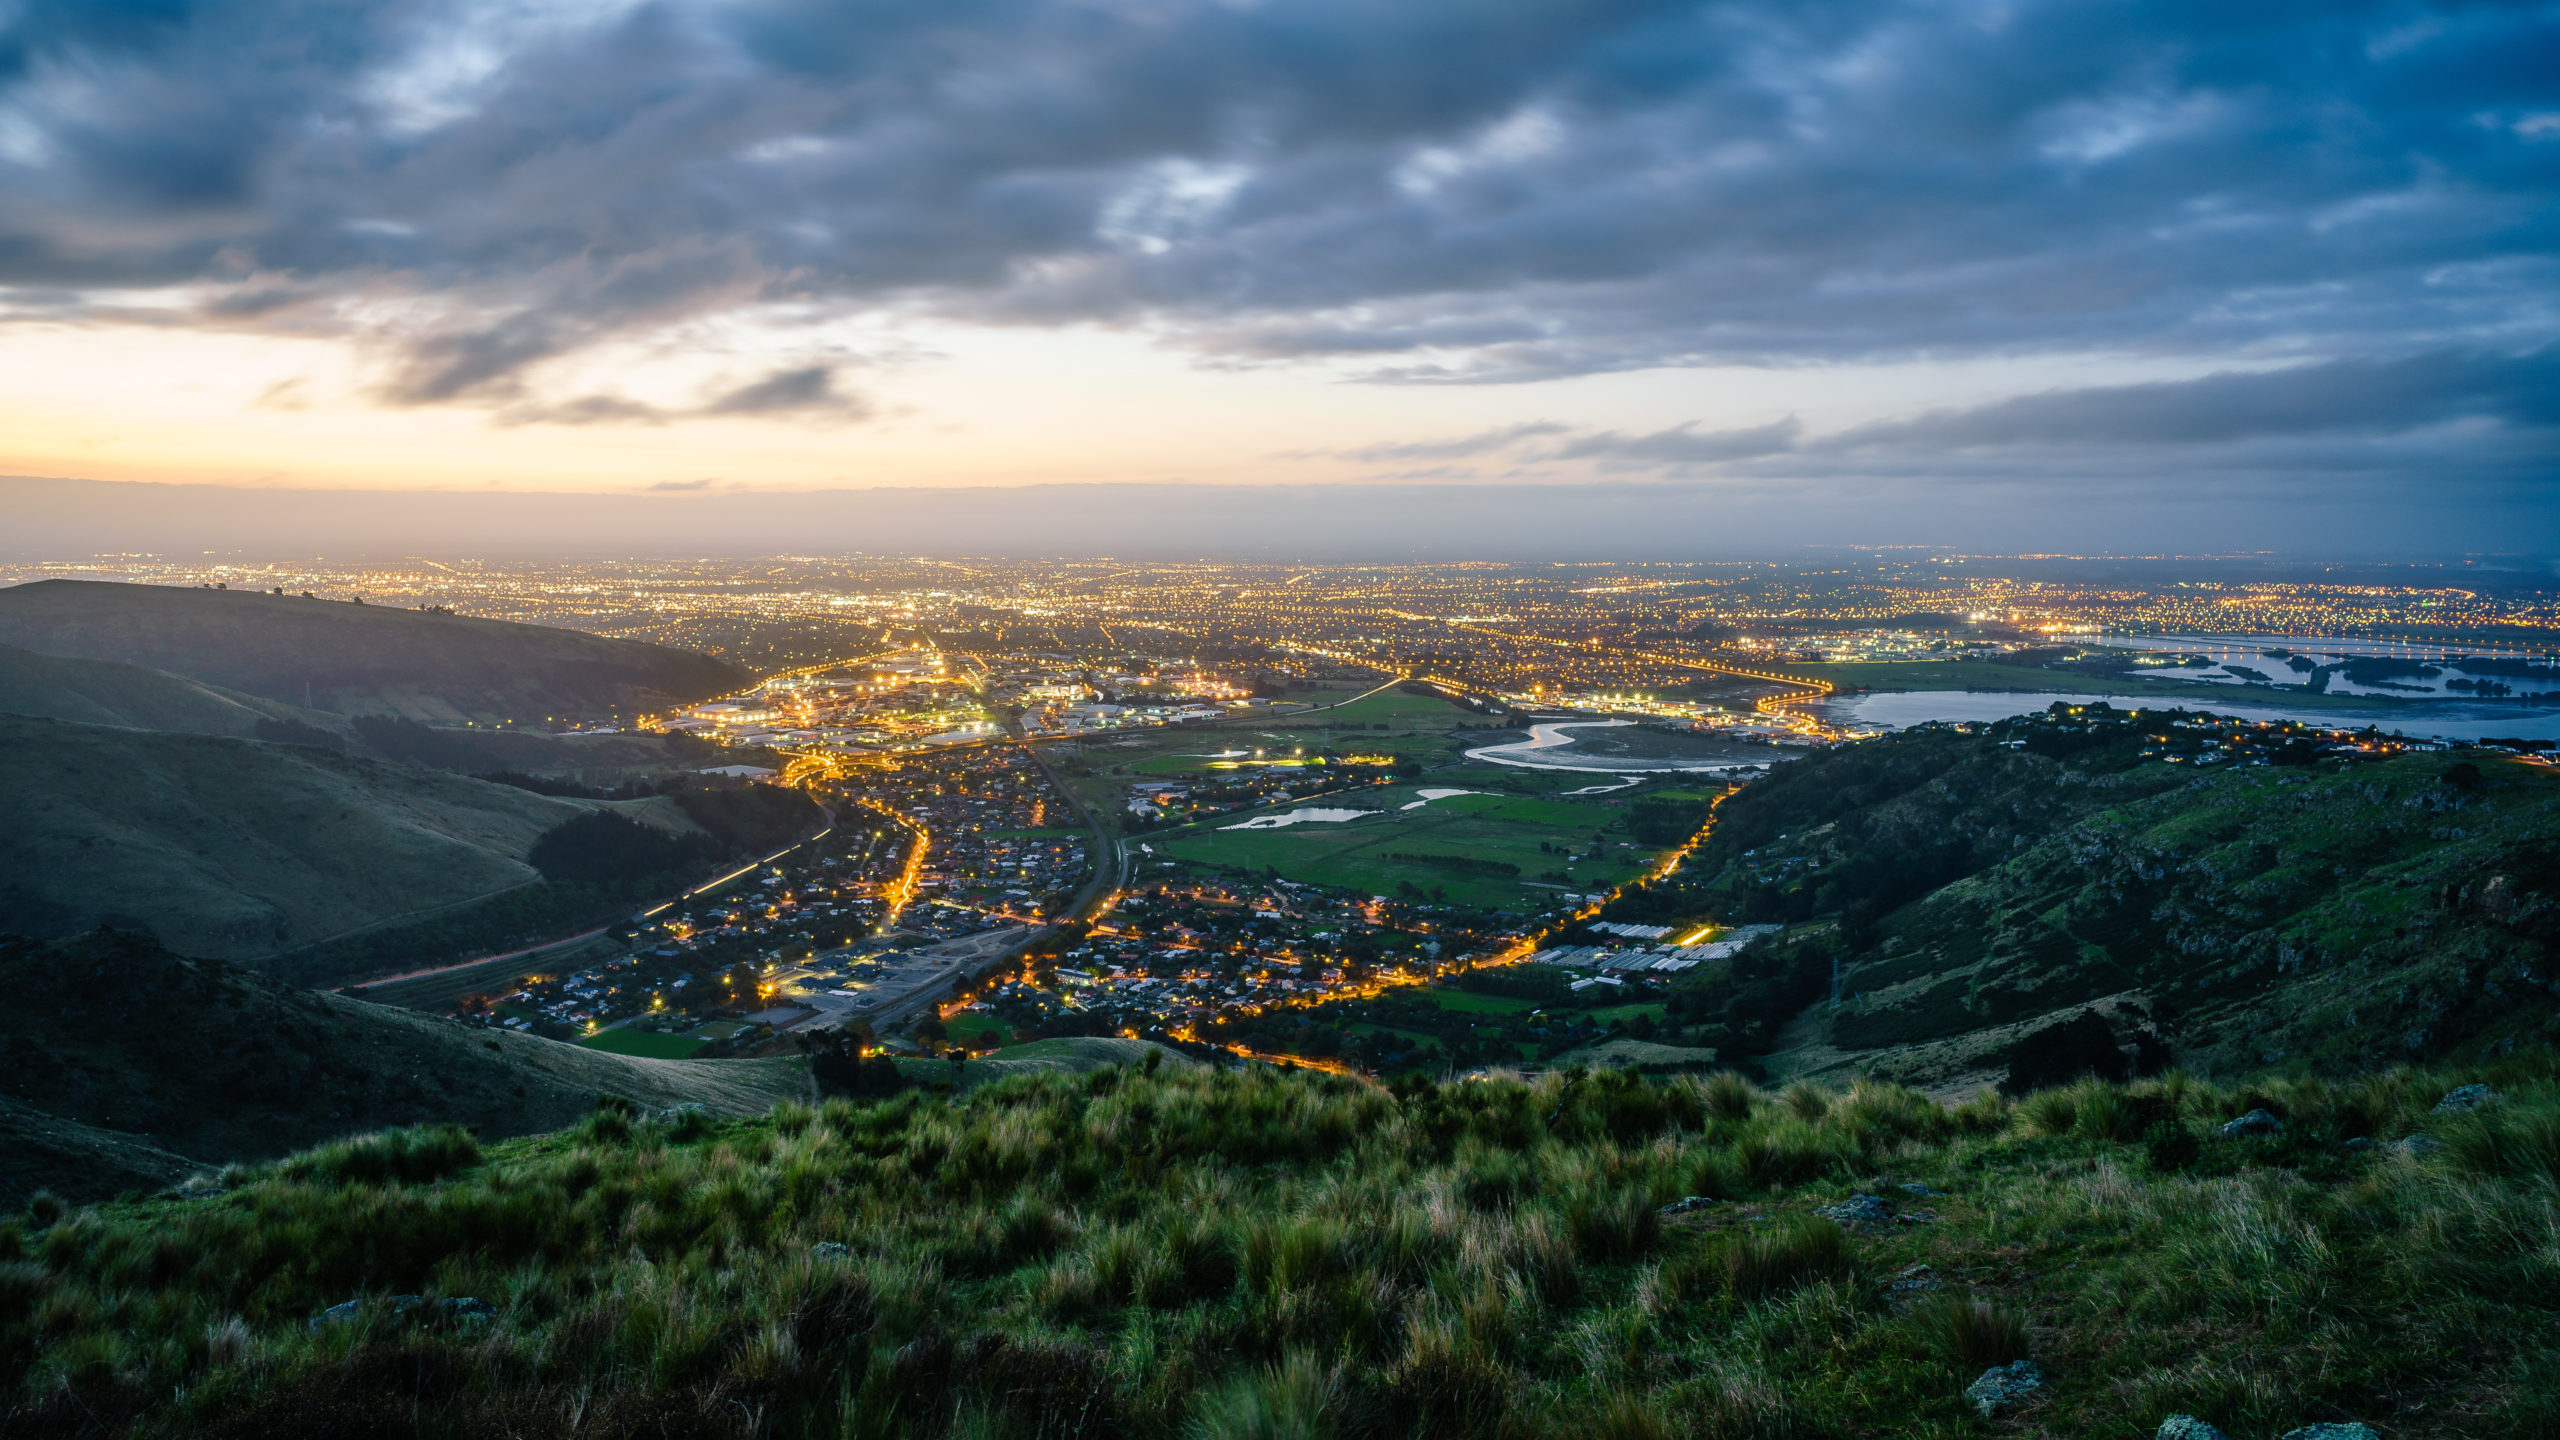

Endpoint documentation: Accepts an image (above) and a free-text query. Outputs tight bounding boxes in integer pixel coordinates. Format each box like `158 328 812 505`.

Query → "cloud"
644 477 717 492
703 365 870 420
0 0 2551 501
1549 418 1803 469
1320 422 1570 463
491 365 873 427
1829 351 2560 450
498 394 670 427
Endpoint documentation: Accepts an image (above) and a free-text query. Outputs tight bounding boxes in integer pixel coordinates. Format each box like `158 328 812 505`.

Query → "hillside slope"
0 579 750 722
1615 715 2560 1089
0 931 811 1201
0 714 658 958
9 1058 2556 1438
0 642 347 737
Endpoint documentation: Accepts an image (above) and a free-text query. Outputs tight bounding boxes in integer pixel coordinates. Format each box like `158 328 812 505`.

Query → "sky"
1 0 2556 555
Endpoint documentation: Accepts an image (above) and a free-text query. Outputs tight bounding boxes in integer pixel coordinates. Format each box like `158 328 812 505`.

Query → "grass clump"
1911 1293 2031 1371
1723 1216 1852 1299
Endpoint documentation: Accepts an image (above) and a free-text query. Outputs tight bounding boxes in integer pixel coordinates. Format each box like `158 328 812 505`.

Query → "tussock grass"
1911 1293 2031 1371
4 1058 2557 1437
1723 1217 1851 1299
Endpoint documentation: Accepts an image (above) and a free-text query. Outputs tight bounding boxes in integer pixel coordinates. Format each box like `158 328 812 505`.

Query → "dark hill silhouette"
0 579 750 722
0 930 811 1201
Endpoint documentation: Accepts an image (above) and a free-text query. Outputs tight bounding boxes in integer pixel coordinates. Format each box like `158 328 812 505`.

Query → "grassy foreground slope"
7 1059 2556 1438
0 932 810 1202
0 715 670 958
0 580 750 723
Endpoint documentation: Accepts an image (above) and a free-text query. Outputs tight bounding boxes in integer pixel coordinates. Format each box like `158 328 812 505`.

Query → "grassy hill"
0 579 750 723
6 1055 2555 1438
0 713 713 961
0 642 347 738
1603 714 2560 1091
0 931 811 1203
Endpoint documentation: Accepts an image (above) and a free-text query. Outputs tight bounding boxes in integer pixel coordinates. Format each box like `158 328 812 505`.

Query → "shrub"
2443 1104 2560 1185
1703 1071 1757 1122
274 1125 480 1186
1725 1217 1851 1299
1952 1087 2012 1134
2144 1121 2201 1173
2068 1080 2142 1143
1565 1184 1661 1263
1189 1351 1337 1440
2019 1087 2079 1138
1781 1083 1830 1121
1580 1391 1671 1440
1735 1120 1853 1187
1376 1320 1515 1440
1913 1293 2031 1371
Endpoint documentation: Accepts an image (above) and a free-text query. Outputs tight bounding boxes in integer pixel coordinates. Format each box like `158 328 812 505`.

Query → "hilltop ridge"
0 579 750 722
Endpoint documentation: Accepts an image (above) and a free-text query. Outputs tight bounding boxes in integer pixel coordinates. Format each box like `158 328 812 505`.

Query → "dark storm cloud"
0 0 2554 491
1326 348 2560 480
1830 350 2560 449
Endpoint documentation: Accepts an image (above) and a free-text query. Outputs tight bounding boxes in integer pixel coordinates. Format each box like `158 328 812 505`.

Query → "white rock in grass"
1964 1360 2042 1417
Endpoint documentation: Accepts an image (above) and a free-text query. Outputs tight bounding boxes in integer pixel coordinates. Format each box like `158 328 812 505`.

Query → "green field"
943 1012 1011 1043
1424 989 1541 1016
576 1027 709 1059
1154 781 1660 909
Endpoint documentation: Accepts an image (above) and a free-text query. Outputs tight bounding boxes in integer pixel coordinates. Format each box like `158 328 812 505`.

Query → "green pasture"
576 1028 708 1059
1424 989 1539 1016
1154 778 1658 908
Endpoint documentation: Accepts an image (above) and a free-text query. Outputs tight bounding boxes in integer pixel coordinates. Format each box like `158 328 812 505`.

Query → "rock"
2434 1084 2501 1114
2276 1425 2379 1440
2391 1134 2444 1158
1887 1263 1943 1297
2342 1137 2379 1152
1815 1194 1894 1228
442 1297 498 1322
2217 1109 2283 1139
308 1300 366 1331
1898 1181 1947 1197
811 1241 852 1261
1964 1360 2043 1417
2157 1417 2231 1440
1657 1196 1715 1216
